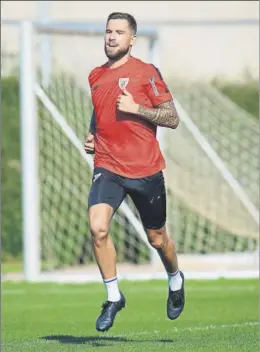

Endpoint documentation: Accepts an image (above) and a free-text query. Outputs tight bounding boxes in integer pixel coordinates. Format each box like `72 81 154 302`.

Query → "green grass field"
2 279 259 352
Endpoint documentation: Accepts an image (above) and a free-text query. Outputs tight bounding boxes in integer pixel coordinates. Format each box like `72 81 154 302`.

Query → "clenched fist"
84 133 95 154
116 89 139 114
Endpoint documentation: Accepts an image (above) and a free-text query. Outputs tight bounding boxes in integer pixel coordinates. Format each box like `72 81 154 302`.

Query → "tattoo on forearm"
137 101 179 129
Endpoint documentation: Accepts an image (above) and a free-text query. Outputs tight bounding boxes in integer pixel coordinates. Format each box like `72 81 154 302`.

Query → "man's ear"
131 35 136 46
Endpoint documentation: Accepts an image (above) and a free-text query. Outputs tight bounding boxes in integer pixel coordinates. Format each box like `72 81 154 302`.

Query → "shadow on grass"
41 335 174 347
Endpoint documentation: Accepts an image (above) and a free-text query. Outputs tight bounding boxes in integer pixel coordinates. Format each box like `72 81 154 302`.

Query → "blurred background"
1 1 259 281
1 1 259 81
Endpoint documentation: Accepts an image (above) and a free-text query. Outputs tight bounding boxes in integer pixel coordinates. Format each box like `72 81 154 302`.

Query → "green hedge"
2 77 22 260
212 78 259 118
1 76 258 260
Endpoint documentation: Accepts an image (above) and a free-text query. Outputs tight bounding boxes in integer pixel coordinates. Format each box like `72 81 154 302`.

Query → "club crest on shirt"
149 76 159 96
118 78 129 90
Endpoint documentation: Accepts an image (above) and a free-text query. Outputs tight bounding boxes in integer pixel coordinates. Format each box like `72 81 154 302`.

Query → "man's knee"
146 227 169 250
90 221 109 248
89 204 112 248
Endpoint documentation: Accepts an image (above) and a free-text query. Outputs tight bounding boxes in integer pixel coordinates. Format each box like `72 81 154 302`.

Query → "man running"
85 12 185 332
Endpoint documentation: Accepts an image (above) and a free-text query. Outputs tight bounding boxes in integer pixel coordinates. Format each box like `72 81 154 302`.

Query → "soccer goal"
19 21 259 283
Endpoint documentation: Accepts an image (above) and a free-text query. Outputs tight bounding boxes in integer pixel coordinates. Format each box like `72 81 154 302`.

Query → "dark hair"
107 12 137 35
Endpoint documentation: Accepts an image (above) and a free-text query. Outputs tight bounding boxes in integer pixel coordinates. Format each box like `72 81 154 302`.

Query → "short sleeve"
88 69 95 87
88 67 100 87
144 65 172 106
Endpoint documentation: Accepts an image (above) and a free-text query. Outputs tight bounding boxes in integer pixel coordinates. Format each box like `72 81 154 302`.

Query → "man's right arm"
84 110 96 154
89 110 96 135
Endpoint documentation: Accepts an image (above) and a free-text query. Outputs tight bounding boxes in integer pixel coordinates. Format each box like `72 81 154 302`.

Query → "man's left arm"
117 66 179 129
117 89 179 129
136 100 179 129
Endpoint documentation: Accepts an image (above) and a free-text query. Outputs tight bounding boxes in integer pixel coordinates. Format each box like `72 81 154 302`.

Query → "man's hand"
117 89 139 114
84 133 95 154
116 88 179 129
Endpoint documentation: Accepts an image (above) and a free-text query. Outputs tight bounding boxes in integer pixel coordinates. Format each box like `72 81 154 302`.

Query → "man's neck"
107 54 132 69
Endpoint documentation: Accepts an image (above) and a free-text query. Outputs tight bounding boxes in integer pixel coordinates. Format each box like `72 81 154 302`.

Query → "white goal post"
18 20 259 282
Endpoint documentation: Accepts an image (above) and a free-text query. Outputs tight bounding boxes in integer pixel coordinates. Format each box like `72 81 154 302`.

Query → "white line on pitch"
1 322 258 347
112 321 259 337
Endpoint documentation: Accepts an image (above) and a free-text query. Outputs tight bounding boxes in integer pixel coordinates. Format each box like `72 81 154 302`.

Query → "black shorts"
88 167 166 229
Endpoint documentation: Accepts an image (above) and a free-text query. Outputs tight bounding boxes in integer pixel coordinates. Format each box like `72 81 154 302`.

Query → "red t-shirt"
88 56 172 178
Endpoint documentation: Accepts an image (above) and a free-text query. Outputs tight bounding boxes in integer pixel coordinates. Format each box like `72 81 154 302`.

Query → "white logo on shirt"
118 78 129 90
149 76 159 96
93 173 102 182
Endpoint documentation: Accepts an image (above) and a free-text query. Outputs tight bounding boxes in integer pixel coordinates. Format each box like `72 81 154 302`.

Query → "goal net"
19 21 258 282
